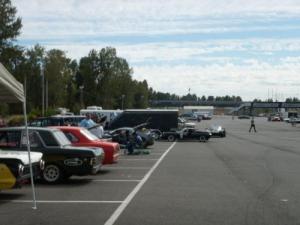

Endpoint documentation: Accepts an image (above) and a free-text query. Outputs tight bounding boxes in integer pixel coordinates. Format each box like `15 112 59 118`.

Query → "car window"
80 129 98 141
52 130 71 146
21 131 43 148
0 131 21 147
30 120 42 127
64 132 79 143
38 130 59 146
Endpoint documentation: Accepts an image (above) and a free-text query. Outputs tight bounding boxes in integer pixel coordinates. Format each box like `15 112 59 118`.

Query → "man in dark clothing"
126 130 134 155
249 118 257 132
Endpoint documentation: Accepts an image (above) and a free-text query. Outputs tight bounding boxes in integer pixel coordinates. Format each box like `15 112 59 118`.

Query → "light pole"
121 94 125 110
140 95 144 108
39 63 45 116
79 85 84 108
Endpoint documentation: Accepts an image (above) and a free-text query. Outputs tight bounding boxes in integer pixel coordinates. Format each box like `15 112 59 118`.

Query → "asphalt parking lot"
1 116 300 225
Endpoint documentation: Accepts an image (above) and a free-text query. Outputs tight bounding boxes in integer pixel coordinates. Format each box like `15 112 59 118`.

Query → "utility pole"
46 78 48 111
121 94 125 110
40 64 45 116
79 85 84 108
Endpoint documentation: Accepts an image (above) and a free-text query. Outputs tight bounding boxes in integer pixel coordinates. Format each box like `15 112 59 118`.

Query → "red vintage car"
54 126 120 164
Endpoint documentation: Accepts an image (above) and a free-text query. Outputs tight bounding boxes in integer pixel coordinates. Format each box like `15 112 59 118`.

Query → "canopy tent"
0 63 37 209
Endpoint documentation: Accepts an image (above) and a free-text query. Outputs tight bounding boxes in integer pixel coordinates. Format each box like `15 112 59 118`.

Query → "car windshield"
210 125 220 130
80 129 99 141
52 130 71 146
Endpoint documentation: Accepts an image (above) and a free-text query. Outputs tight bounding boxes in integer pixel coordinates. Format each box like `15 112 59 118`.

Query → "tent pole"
23 100 37 209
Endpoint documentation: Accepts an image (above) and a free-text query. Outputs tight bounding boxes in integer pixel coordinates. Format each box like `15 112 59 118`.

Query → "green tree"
0 0 23 70
22 44 46 111
45 49 73 108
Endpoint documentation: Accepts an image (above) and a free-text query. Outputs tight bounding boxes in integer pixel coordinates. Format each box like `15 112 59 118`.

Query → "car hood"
0 150 43 165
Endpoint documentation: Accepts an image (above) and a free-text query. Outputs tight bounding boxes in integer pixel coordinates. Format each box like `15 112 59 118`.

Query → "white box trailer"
80 108 123 124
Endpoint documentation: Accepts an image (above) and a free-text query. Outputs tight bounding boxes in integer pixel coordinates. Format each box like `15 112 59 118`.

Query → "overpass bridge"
230 102 300 115
149 100 242 107
149 100 300 114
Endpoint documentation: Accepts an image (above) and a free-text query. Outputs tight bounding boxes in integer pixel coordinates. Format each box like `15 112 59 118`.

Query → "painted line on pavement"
104 167 151 170
104 141 177 225
118 158 159 161
93 179 141 182
4 200 123 204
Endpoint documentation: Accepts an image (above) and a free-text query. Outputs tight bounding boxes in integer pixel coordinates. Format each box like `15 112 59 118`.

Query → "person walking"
249 117 257 132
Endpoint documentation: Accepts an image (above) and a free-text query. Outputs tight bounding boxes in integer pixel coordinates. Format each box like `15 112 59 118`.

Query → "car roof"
51 126 83 131
34 115 85 119
0 126 59 132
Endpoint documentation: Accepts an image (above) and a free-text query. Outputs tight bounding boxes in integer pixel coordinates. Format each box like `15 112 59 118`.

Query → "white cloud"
133 61 300 101
13 0 300 39
43 39 300 63
12 0 300 100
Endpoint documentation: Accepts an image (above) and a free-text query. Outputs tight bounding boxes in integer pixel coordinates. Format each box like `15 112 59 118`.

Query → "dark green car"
0 127 104 183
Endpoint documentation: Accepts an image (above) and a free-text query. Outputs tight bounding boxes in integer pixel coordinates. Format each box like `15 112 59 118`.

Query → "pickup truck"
0 150 43 190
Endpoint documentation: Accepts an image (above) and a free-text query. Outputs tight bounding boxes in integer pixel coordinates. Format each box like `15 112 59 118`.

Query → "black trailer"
107 109 178 132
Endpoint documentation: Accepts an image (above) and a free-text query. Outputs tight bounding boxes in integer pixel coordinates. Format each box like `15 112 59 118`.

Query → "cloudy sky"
13 0 300 100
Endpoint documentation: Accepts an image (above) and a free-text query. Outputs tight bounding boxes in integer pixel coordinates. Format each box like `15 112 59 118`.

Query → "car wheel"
199 136 206 142
167 135 175 142
42 164 62 183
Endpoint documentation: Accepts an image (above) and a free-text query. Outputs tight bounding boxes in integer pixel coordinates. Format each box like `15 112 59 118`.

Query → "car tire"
199 136 207 142
167 135 175 142
42 164 62 183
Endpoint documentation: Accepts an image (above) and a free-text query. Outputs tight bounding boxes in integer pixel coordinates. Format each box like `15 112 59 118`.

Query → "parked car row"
0 126 119 185
0 122 159 188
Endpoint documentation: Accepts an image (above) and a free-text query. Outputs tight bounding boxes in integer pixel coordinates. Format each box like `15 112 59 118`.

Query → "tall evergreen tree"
0 0 23 70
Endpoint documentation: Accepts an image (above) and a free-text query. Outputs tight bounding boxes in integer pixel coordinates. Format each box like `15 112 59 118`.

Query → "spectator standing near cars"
79 113 97 128
249 117 257 132
126 130 134 155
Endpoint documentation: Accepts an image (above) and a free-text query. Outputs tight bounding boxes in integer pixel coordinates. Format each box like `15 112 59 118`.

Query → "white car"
0 151 44 190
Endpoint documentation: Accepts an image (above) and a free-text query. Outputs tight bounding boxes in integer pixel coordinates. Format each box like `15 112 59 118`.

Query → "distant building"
182 106 214 115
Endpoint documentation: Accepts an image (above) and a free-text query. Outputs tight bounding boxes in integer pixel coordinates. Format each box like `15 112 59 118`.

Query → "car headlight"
18 164 24 176
90 157 97 165
40 160 45 170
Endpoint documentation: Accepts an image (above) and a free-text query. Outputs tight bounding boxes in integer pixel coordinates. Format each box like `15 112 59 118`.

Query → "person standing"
79 113 96 128
126 130 134 155
249 117 257 132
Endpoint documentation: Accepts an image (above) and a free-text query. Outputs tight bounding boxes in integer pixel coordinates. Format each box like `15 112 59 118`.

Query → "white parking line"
104 167 151 170
93 179 141 182
118 159 159 161
104 142 177 225
3 200 123 204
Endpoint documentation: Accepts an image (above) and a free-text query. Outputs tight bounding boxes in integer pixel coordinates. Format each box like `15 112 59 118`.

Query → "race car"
0 151 44 190
205 125 226 137
162 128 211 142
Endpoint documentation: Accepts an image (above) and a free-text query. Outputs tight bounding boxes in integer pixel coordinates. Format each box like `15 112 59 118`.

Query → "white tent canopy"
0 63 25 103
0 62 37 209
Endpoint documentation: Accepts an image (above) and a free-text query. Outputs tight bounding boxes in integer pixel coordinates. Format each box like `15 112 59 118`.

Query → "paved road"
1 116 300 225
115 116 300 225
